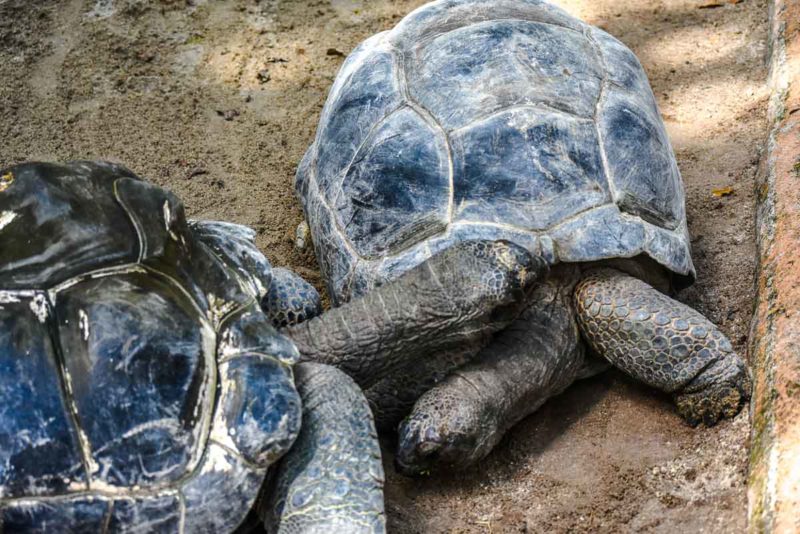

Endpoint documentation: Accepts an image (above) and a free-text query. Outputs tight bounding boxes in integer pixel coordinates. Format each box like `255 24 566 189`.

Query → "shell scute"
407 20 602 131
315 35 403 200
0 292 86 499
54 271 213 489
550 205 646 262
599 91 683 229
451 107 608 230
339 107 450 258
0 162 139 290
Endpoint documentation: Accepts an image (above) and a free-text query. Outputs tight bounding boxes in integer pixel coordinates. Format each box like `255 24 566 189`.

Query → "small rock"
326 47 345 57
216 109 240 121
257 69 271 83
295 221 311 251
136 49 156 62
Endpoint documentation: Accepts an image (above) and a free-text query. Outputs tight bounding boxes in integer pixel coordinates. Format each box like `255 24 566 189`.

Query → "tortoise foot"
674 358 751 426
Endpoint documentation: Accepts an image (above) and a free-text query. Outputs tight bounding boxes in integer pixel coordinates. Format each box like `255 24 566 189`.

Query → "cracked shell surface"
0 162 301 533
297 0 694 303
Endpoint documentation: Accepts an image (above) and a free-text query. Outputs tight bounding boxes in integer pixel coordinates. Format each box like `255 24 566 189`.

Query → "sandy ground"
0 0 768 532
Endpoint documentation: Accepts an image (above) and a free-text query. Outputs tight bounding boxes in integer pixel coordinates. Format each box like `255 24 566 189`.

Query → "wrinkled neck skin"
288 243 673 431
287 240 545 388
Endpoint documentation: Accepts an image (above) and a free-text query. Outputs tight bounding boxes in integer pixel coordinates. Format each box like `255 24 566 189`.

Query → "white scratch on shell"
78 309 90 341
0 210 17 231
163 200 179 241
29 294 49 323
209 365 239 453
0 291 21 304
203 444 234 474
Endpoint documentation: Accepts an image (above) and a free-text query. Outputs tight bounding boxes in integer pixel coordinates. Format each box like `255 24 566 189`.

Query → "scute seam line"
338 102 406 189
306 173 362 262
208 439 260 471
45 291 95 492
448 102 593 136
101 499 114 534
584 26 619 205
193 239 255 328
1 488 180 505
177 490 186 534
217 351 291 367
395 46 455 224
112 178 146 263
49 262 215 333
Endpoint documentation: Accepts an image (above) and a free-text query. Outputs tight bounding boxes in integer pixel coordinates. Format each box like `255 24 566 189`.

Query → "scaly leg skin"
574 268 751 426
264 267 323 328
261 363 386 534
396 278 586 475
287 240 546 389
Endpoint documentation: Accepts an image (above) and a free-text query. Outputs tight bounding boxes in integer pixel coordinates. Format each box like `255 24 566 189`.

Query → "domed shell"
297 0 694 305
0 162 299 532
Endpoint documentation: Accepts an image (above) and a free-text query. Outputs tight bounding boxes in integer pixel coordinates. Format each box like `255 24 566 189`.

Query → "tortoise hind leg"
574 268 751 426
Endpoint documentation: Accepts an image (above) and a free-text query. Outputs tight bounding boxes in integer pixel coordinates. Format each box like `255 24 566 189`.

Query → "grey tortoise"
286 0 751 475
0 161 384 533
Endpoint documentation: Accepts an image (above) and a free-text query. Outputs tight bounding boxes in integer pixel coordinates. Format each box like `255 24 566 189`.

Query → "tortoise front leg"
261 363 385 534
574 268 751 425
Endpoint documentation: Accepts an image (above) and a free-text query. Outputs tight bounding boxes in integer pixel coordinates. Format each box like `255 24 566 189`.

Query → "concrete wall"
749 1 800 531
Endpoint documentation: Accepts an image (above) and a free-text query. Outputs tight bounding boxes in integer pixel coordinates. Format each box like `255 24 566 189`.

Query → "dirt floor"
0 0 769 532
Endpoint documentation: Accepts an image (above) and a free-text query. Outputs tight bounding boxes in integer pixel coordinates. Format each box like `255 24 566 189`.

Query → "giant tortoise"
0 161 384 532
285 0 751 475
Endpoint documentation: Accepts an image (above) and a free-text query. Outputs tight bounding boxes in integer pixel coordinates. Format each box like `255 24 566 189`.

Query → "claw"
674 370 751 427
